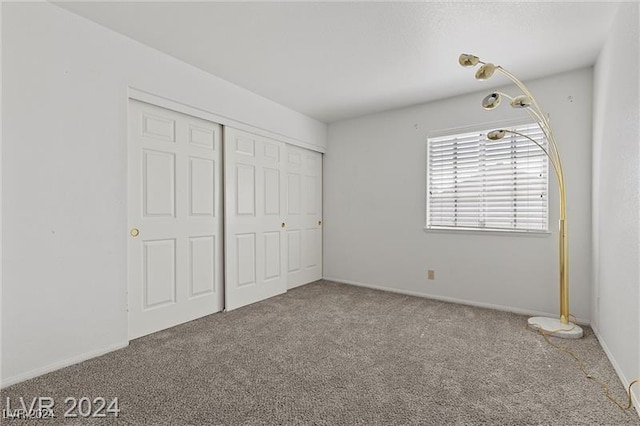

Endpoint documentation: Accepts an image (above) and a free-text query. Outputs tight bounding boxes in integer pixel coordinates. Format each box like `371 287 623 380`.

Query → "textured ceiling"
55 1 619 123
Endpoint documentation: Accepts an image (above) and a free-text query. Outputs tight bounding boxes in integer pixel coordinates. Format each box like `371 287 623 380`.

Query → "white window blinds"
427 123 548 232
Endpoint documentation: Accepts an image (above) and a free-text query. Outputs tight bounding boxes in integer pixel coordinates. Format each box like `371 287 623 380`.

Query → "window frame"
425 119 551 235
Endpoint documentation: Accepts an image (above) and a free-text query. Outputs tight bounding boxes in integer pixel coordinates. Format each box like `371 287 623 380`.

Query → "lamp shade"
482 93 502 110
487 130 506 140
458 53 480 67
475 63 496 80
511 95 532 108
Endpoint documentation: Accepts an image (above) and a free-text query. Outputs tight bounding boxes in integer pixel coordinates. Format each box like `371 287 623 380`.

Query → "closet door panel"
286 145 323 289
128 100 223 339
224 127 286 310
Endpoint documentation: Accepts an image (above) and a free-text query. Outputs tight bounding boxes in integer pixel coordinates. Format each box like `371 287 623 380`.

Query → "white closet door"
127 100 223 339
224 127 287 311
286 145 323 289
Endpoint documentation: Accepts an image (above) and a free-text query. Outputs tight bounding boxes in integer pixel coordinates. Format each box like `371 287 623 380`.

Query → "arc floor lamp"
459 53 583 339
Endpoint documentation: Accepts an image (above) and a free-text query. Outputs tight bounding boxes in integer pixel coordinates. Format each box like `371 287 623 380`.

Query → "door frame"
128 88 325 154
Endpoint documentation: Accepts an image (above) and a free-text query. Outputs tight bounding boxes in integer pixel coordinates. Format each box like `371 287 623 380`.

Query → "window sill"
423 226 552 237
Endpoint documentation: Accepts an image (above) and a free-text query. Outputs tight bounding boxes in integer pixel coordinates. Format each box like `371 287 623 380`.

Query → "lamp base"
527 316 583 339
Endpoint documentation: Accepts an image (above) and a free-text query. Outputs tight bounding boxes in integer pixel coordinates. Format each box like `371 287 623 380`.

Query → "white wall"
0 0 4 386
324 68 593 322
1 2 326 386
592 3 640 405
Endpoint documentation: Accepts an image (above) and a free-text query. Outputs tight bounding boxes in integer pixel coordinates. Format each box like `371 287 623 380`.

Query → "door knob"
281 223 286 228
130 228 140 237
318 220 322 226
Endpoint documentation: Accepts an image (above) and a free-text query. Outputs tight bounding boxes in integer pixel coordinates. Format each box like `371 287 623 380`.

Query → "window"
426 123 548 233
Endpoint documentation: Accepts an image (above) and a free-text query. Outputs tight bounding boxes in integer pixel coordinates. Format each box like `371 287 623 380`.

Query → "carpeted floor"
2 280 639 425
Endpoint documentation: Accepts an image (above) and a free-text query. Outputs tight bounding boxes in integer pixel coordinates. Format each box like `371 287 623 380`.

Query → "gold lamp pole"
459 54 582 339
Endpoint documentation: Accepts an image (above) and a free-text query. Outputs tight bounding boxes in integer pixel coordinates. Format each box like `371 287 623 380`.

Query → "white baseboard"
322 276 590 326
1 341 129 389
591 325 640 416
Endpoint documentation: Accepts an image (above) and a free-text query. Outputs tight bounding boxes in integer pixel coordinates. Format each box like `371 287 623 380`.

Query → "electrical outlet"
428 269 435 280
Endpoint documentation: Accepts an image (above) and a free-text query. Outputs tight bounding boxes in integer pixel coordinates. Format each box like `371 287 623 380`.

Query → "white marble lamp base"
528 316 584 339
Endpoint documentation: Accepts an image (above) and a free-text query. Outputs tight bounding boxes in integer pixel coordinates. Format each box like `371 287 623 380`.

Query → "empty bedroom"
1 1 639 425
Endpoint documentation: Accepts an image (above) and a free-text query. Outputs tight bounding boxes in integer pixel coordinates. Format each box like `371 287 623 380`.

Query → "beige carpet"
1 280 638 425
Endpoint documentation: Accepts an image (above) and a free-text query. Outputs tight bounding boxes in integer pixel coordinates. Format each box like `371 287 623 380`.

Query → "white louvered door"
127 100 223 339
